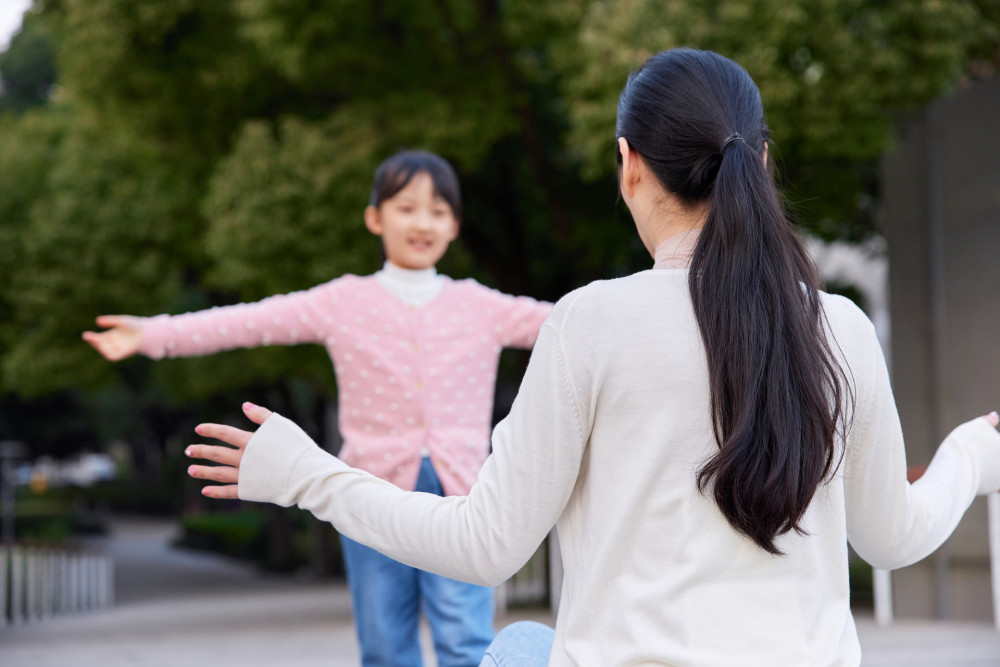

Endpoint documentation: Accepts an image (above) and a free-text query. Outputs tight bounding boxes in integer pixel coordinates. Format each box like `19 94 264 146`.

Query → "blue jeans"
340 457 495 667
479 621 554 667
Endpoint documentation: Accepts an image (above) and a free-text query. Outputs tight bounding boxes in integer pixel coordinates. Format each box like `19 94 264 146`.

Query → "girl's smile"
364 172 460 271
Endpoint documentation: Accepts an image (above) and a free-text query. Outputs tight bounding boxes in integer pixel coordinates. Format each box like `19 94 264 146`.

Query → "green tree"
0 14 56 114
0 0 996 458
548 0 998 241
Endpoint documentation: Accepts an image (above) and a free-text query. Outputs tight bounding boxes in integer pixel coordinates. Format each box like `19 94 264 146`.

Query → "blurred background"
0 0 998 656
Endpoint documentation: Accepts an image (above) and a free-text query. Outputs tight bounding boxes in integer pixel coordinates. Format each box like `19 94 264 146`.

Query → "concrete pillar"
883 76 1000 621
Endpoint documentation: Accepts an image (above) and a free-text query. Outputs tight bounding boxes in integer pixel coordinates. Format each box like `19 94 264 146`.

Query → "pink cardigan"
140 274 552 495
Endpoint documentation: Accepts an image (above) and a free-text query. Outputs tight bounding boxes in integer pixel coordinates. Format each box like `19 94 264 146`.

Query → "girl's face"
364 172 459 270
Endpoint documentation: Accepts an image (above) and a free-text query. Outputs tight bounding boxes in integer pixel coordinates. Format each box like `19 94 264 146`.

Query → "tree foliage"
0 15 55 113
0 0 996 457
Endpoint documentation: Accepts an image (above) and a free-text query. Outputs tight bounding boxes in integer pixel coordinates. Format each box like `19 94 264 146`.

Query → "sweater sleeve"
473 283 552 350
238 317 589 586
139 281 339 359
843 324 1000 570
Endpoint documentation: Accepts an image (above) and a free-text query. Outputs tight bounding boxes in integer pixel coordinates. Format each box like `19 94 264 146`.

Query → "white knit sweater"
238 269 1000 666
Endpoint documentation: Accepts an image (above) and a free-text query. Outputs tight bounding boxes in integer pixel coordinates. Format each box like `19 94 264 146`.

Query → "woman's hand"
986 412 999 429
82 315 144 361
187 402 274 499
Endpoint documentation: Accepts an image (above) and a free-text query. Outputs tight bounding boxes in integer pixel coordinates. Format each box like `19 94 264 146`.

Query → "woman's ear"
618 137 641 200
363 205 383 236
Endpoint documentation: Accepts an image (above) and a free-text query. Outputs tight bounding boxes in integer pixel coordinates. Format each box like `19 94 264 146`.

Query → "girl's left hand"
186 402 274 499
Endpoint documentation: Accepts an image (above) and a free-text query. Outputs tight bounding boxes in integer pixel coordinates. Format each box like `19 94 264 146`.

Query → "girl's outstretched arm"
480 286 553 350
84 279 343 361
82 315 145 361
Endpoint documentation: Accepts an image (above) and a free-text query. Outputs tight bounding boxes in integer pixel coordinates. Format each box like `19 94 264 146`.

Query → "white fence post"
10 546 23 625
55 550 67 614
987 491 1000 631
26 547 39 622
0 545 114 625
69 550 80 613
548 530 563 616
873 568 893 627
88 555 100 610
102 552 114 608
38 549 55 619
0 547 7 629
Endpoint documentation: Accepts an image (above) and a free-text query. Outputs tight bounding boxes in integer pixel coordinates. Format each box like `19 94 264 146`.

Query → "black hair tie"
721 132 745 151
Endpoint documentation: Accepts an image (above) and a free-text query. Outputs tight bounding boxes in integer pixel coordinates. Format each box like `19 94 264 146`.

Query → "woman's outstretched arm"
188 317 592 586
843 322 1000 570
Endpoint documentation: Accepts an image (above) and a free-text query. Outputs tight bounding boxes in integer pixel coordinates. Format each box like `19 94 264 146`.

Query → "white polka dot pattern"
138 273 552 496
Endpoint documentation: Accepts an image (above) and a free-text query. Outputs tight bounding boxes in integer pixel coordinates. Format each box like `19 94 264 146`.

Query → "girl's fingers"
985 411 999 428
82 330 130 360
194 423 253 449
95 314 130 328
200 484 239 500
242 402 273 425
188 464 238 484
186 444 243 467
81 331 107 349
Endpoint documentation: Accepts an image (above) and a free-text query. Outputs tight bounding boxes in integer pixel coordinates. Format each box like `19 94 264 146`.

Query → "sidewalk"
0 517 548 667
1 517 999 666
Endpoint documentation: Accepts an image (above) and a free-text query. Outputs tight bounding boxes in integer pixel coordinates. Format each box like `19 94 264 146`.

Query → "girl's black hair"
369 150 462 222
616 48 851 555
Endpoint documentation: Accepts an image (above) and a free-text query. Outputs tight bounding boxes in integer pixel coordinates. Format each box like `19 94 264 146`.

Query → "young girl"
186 51 1000 666
83 150 553 667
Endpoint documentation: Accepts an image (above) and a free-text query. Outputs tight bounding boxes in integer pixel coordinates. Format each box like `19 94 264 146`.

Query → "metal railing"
1 545 113 628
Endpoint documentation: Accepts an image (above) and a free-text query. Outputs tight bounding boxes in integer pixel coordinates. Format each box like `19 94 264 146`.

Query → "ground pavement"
1 517 999 666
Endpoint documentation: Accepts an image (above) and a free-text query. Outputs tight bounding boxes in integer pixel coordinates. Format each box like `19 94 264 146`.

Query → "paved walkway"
1 518 999 666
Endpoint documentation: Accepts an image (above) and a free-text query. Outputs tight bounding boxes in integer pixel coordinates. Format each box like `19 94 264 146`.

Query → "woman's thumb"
242 402 273 425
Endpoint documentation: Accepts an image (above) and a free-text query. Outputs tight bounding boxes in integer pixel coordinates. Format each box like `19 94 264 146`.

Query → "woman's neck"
652 227 701 269
630 187 708 256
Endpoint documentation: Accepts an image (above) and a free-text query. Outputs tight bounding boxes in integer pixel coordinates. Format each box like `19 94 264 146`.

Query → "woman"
186 49 1000 666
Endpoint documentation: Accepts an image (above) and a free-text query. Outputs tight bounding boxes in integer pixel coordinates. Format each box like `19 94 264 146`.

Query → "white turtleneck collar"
652 227 701 269
375 261 445 306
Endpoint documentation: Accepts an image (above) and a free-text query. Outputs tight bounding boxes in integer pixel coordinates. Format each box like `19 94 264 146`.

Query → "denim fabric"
340 457 495 667
479 621 554 667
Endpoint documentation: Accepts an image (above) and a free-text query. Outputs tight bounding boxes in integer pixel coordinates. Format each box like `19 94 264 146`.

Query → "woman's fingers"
195 423 254 449
201 484 240 500
187 404 273 501
985 411 999 428
242 402 273 425
186 443 243 467
188 464 238 484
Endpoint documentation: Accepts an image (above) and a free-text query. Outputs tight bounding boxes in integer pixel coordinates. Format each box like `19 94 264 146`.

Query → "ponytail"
617 49 850 555
690 132 847 555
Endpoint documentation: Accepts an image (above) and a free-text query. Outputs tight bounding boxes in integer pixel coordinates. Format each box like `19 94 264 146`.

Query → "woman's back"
546 269 872 665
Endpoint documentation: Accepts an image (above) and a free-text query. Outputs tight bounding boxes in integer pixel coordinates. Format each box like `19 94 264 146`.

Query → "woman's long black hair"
617 49 851 555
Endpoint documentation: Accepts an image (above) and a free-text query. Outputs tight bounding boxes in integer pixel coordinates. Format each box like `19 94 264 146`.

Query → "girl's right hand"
82 315 144 361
